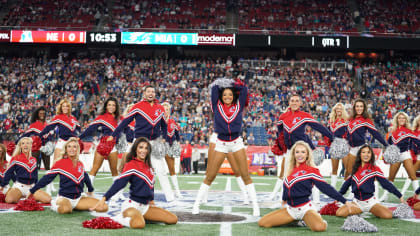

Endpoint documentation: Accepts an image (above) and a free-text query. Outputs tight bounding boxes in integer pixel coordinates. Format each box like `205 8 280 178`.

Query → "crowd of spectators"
0 55 418 147
1 0 107 30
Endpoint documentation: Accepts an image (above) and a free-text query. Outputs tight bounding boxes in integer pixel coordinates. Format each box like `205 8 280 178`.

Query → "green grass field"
0 171 418 236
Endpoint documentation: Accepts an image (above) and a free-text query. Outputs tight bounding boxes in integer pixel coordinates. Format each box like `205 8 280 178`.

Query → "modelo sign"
197 33 235 46
0 30 10 42
11 30 86 43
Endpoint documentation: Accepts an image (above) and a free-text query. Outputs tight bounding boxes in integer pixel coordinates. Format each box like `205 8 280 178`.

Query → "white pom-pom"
115 134 128 153
40 141 55 156
329 138 350 160
383 145 401 164
171 141 181 158
341 215 378 232
209 78 235 92
313 148 325 166
393 204 414 219
150 140 166 159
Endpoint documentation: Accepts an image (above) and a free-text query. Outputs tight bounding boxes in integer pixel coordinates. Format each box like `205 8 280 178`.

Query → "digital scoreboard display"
11 30 86 44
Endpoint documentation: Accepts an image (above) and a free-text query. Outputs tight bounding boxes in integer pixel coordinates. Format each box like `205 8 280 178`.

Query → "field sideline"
0 171 419 236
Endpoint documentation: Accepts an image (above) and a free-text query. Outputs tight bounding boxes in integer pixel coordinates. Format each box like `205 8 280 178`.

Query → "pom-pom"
383 145 401 164
169 141 181 158
97 136 116 156
115 134 128 153
234 78 245 87
82 217 124 229
150 140 166 159
329 138 350 160
209 78 235 93
6 142 15 156
313 148 325 166
341 215 378 233
0 192 5 203
40 142 55 156
14 198 44 211
31 136 42 152
78 139 84 154
319 202 340 215
407 196 420 208
392 203 414 218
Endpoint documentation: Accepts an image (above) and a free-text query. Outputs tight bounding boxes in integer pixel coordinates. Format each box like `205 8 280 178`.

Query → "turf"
0 171 418 236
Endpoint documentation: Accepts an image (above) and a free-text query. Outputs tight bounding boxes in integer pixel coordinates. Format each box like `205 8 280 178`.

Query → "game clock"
87 32 120 44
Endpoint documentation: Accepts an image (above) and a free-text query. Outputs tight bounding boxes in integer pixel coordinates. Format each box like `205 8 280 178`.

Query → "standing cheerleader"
30 137 108 214
343 99 388 179
20 107 49 170
162 102 182 198
39 99 81 163
327 103 349 189
337 145 405 218
269 94 334 204
109 86 174 202
192 78 259 216
0 144 8 191
91 137 177 228
79 97 120 188
380 112 419 201
0 138 49 204
259 141 351 231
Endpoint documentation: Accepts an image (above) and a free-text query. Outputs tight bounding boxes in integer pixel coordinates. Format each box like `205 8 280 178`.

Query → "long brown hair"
0 143 6 165
125 137 152 168
351 98 371 119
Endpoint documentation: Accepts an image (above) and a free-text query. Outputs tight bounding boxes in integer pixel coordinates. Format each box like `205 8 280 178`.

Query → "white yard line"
220 177 232 236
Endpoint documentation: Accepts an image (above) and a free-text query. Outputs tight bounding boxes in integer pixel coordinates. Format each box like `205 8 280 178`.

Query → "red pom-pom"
14 198 44 211
271 141 283 156
6 142 15 156
272 132 287 156
31 136 42 152
82 217 124 229
407 196 420 208
78 139 85 154
0 192 5 203
97 136 116 157
234 78 245 87
319 202 340 215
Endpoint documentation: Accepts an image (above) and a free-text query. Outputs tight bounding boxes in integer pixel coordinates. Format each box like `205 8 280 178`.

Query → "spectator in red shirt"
181 140 192 174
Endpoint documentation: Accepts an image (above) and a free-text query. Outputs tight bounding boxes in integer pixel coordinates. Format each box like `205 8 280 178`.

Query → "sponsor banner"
11 30 86 43
121 32 197 45
0 30 10 42
197 33 235 46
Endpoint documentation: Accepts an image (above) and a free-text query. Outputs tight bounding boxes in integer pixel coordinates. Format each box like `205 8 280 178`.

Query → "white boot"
50 182 57 192
312 186 321 210
170 175 182 198
46 183 52 196
156 173 175 202
236 176 249 204
192 183 210 214
201 181 210 203
374 181 379 199
246 183 260 217
331 175 338 189
88 175 95 187
269 178 283 200
412 180 419 195
401 178 411 196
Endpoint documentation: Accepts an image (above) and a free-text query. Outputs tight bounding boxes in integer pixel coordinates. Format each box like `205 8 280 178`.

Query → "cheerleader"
269 94 334 204
79 97 120 188
90 137 178 228
343 99 388 179
30 137 108 214
39 98 81 163
108 86 174 202
162 102 182 198
20 107 49 170
327 103 349 189
0 137 50 204
412 115 420 173
337 145 405 218
380 112 419 201
259 141 352 231
192 78 259 216
0 144 7 188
